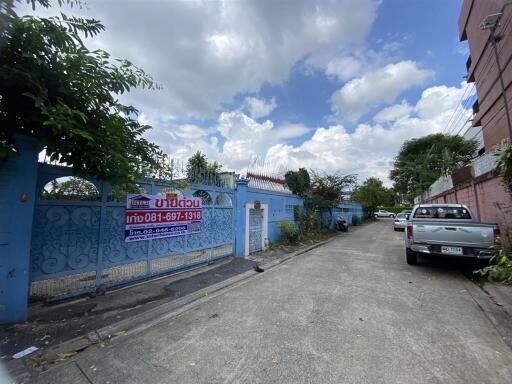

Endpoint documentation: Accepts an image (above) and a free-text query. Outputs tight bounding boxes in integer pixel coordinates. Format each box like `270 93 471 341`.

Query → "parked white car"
393 213 409 231
375 210 395 218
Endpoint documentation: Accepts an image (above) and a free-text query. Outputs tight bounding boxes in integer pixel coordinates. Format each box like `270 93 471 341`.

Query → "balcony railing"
472 150 500 178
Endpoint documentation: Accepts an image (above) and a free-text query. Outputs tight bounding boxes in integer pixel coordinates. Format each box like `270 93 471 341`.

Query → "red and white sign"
125 194 202 242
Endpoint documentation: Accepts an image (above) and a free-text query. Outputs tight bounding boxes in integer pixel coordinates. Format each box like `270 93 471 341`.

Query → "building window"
472 99 479 115
466 55 472 72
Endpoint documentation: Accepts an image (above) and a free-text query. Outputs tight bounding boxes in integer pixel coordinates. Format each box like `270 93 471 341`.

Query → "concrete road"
35 220 512 384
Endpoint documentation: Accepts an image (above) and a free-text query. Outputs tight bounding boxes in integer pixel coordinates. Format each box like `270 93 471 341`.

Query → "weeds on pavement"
474 230 512 284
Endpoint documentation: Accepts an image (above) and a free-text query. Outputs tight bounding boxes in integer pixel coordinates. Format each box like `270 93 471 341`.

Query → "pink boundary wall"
422 176 512 230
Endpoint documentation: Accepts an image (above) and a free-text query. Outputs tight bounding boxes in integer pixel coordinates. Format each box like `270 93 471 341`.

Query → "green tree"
284 168 311 197
390 134 478 203
351 177 395 218
496 144 512 193
0 0 169 183
41 177 99 200
186 151 222 185
308 171 357 228
108 182 146 202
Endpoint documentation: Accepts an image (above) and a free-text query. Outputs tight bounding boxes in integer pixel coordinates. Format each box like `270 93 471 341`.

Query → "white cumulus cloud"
373 100 413 124
19 0 380 119
143 82 472 186
265 82 471 184
330 60 434 123
243 97 278 119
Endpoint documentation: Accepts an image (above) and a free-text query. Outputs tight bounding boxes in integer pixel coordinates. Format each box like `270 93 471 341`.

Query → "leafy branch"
1 0 168 183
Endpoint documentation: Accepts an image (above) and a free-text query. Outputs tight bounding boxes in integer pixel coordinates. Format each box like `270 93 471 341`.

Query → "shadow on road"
415 253 489 281
0 257 257 357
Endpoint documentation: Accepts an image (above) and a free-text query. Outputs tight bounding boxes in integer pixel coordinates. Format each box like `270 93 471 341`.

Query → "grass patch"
270 229 338 253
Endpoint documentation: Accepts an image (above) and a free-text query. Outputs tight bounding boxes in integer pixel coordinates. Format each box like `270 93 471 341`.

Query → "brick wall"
423 175 512 229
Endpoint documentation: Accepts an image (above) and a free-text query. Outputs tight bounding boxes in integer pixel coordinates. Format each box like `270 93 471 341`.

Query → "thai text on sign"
125 194 202 242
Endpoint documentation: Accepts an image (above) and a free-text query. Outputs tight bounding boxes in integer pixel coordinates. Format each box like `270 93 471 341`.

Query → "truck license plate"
441 246 463 255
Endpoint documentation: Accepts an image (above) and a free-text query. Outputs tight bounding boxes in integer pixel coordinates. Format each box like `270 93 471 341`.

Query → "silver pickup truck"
404 204 500 265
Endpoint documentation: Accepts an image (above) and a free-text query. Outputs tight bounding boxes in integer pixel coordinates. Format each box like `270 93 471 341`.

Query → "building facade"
419 0 512 229
460 0 512 149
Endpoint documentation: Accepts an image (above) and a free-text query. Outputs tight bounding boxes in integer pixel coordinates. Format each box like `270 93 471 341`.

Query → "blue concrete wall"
0 156 305 322
245 187 304 243
322 203 364 230
0 136 38 323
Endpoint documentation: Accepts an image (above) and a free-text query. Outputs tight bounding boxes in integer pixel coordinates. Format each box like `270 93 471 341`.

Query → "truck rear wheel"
406 248 418 265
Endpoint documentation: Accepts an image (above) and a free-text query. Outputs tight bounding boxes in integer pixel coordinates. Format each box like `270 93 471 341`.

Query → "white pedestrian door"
249 209 263 253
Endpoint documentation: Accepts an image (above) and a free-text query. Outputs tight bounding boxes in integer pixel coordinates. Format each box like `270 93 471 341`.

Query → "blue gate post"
234 179 248 257
0 135 38 324
95 180 111 288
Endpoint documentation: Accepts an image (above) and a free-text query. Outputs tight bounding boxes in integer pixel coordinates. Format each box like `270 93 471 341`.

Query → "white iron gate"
248 208 263 253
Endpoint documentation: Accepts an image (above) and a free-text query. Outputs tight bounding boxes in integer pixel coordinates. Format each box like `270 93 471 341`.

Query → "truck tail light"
407 223 413 240
493 226 501 246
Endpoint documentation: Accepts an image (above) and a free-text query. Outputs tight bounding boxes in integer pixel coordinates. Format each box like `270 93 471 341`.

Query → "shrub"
496 144 512 193
352 215 361 226
475 231 512 284
278 221 299 244
294 206 321 234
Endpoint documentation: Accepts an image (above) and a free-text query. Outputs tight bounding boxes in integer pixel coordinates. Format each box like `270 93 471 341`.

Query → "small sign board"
166 192 178 200
125 194 202 242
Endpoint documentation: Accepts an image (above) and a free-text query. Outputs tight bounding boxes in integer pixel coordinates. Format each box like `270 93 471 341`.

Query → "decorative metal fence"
29 164 235 300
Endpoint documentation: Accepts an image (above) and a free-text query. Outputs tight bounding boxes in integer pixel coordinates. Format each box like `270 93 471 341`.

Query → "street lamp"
481 11 512 140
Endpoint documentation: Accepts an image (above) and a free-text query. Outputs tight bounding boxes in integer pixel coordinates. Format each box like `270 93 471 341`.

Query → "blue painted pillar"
235 179 248 257
0 135 38 324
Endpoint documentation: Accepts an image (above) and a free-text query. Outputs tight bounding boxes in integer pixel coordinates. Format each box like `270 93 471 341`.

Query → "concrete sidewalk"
12 219 512 384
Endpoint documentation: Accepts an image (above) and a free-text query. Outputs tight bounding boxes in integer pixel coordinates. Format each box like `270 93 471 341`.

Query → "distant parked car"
375 210 395 218
393 213 409 231
400 210 412 215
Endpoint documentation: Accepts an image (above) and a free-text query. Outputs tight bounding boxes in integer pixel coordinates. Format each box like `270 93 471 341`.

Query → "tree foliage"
496 144 512 193
186 151 222 185
390 134 478 203
41 177 99 200
284 168 310 197
306 171 356 228
351 177 395 218
108 182 146 202
309 171 356 209
0 0 169 182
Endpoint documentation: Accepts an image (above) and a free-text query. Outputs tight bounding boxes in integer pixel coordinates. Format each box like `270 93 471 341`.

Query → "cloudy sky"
20 0 474 183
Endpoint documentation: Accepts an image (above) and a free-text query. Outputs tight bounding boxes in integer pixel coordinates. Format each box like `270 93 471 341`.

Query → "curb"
7 236 336 382
463 278 512 351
